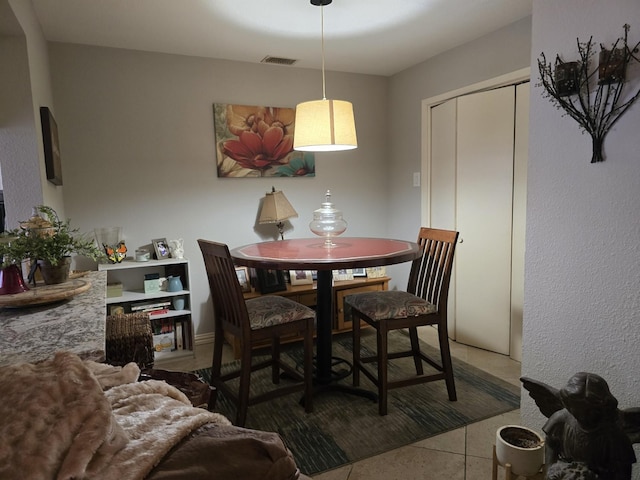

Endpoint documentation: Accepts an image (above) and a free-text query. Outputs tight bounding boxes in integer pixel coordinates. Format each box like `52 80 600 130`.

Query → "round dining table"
230 237 421 396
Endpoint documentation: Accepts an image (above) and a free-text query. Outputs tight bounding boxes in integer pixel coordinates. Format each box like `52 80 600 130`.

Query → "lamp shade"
258 189 298 224
293 99 358 152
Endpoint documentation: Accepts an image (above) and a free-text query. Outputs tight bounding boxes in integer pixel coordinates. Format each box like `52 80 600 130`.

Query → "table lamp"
258 187 298 240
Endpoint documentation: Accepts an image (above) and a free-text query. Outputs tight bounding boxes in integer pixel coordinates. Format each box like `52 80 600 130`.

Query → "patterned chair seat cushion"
345 291 436 321
246 295 315 329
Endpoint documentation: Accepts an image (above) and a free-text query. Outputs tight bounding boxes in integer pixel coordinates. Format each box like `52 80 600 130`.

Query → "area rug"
194 330 519 476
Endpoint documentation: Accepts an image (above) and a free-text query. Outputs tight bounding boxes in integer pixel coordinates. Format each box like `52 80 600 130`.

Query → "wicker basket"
106 312 154 369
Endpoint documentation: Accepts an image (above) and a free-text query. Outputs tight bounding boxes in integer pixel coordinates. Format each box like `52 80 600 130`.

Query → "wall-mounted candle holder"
554 60 581 96
538 24 640 163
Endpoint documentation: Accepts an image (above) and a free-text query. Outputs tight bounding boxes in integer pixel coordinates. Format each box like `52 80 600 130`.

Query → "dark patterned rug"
194 330 519 476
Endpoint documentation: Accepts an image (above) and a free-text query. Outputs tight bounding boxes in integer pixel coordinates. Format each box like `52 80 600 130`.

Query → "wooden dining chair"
197 239 315 426
344 227 459 415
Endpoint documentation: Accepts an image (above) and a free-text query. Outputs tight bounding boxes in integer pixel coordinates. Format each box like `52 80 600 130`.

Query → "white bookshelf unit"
98 258 194 361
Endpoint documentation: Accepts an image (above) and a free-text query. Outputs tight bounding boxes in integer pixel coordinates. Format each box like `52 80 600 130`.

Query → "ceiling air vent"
261 56 298 66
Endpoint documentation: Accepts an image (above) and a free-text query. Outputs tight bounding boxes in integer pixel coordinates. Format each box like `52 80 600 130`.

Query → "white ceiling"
30 0 532 77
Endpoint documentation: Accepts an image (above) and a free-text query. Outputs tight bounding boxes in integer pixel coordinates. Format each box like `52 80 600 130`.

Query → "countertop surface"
0 270 107 366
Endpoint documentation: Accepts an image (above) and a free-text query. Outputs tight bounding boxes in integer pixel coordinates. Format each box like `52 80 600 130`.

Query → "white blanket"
0 351 230 480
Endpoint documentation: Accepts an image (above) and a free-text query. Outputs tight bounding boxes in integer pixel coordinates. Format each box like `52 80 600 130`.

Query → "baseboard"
194 332 214 346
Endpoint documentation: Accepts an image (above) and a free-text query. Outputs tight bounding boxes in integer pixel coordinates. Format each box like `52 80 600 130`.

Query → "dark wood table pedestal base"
311 270 376 400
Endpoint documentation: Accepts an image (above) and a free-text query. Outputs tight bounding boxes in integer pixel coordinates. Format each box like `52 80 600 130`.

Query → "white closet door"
429 99 458 337
455 87 515 354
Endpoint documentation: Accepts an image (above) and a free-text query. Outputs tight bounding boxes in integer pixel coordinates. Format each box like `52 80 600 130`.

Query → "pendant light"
293 0 357 152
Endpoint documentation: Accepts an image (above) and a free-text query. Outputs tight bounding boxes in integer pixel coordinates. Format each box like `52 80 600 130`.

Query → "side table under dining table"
230 237 420 397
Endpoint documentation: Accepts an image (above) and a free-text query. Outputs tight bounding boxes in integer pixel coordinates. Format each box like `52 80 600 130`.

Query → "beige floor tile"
467 454 543 480
153 340 220 372
311 465 352 480
466 410 522 459
466 454 496 480
348 445 465 480
413 427 466 455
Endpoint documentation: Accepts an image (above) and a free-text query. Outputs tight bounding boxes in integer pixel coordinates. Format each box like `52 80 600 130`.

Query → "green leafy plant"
16 206 101 266
0 230 29 268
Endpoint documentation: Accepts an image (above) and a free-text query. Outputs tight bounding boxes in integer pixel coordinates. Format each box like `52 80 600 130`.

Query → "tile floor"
156 326 540 480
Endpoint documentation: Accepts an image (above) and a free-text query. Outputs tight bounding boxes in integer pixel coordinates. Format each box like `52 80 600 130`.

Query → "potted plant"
18 206 101 285
495 425 545 477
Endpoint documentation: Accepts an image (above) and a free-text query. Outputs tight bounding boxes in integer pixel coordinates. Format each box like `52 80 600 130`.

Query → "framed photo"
290 270 314 286
152 238 170 259
235 266 251 293
256 269 287 294
333 269 354 281
352 268 367 277
366 266 387 278
40 106 63 185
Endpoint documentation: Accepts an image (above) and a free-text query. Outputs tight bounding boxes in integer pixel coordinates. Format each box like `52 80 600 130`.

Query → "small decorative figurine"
168 238 184 259
103 241 127 263
521 372 640 480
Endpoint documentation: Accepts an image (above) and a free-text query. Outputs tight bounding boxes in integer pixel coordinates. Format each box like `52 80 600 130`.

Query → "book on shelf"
131 300 171 312
182 322 193 348
152 319 175 335
175 323 184 350
148 308 170 316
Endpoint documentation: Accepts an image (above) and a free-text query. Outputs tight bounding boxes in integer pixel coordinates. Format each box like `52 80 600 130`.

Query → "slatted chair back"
407 227 459 314
198 240 250 341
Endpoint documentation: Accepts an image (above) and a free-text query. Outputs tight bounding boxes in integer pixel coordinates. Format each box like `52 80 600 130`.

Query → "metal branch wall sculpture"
538 24 640 163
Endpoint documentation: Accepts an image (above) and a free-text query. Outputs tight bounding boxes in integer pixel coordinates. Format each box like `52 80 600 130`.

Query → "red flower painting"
214 103 315 178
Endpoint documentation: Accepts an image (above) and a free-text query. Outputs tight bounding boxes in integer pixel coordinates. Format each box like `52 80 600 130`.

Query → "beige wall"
3 0 64 220
48 43 390 336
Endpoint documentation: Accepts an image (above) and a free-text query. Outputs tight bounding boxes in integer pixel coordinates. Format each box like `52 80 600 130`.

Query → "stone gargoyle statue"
521 372 640 480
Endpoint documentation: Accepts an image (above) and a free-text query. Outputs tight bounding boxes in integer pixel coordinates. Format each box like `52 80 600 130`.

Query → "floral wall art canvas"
213 103 315 178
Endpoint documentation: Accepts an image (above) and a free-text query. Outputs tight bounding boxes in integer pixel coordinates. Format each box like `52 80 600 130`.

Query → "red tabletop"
230 237 420 271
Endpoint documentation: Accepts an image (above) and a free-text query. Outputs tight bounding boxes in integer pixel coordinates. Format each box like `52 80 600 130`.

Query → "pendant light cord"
321 5 326 100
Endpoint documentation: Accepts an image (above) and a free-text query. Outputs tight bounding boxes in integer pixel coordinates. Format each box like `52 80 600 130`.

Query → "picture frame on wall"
235 266 252 293
256 269 287 294
40 106 63 185
152 238 171 259
352 268 367 277
213 103 315 178
290 270 314 286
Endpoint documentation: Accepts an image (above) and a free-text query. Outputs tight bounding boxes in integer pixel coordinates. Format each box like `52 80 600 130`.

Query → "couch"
0 351 311 480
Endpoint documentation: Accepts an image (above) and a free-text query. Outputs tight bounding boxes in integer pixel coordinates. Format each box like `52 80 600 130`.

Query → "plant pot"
38 257 71 285
496 425 544 477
